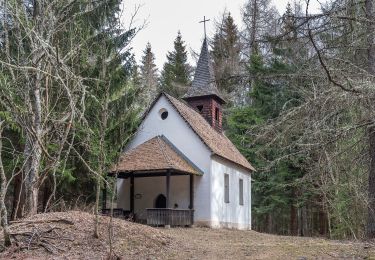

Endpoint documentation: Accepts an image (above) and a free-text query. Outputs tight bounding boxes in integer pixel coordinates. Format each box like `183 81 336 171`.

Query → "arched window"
215 107 219 121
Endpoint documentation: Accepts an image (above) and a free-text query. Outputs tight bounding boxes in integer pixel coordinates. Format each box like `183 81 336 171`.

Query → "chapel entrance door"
155 194 166 208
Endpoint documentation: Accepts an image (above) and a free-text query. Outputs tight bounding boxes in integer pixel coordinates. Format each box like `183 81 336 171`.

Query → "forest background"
1 0 375 246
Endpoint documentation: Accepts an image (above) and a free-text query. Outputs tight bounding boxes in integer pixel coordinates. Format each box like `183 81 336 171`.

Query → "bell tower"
183 22 225 132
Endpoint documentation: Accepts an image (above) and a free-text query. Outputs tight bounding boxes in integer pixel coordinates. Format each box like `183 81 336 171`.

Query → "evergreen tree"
0 0 141 224
140 43 158 104
281 2 297 41
211 13 242 101
131 65 142 89
226 41 307 235
73 0 141 237
160 31 191 97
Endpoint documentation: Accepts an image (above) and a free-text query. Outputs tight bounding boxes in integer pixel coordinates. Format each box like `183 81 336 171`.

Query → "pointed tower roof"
183 38 225 103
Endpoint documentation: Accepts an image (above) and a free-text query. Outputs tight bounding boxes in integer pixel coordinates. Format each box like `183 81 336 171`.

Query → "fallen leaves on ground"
0 211 173 259
1 211 374 259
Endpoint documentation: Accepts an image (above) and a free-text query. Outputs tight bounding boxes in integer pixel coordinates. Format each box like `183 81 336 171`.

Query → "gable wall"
117 95 212 222
209 156 252 230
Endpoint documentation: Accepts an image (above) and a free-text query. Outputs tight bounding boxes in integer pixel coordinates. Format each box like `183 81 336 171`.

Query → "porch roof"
109 136 203 177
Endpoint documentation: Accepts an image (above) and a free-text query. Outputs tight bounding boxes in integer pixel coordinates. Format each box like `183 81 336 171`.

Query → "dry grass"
1 211 374 259
164 228 375 260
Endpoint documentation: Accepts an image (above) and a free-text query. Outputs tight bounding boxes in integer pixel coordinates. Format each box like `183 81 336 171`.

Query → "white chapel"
110 36 255 229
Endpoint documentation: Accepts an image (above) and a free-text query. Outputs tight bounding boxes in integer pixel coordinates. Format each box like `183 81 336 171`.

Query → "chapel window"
159 108 169 120
224 174 230 203
161 111 168 120
239 179 244 206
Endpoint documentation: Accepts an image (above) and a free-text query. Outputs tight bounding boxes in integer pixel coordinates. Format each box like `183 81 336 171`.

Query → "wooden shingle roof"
164 93 255 172
111 135 203 175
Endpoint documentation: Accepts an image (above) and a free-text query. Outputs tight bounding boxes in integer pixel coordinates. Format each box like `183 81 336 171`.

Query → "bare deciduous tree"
0 120 11 247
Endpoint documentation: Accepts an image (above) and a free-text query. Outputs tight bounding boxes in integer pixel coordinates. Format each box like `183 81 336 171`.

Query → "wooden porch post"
166 170 171 208
189 174 194 226
166 170 171 228
130 175 134 213
189 175 194 209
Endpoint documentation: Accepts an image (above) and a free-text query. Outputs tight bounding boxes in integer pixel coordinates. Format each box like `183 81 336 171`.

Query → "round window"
159 108 169 120
161 111 168 120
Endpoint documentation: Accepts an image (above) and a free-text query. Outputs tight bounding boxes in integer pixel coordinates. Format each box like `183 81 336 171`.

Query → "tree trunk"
94 175 101 238
366 0 375 238
290 202 298 235
94 52 108 238
23 42 44 216
250 0 258 56
24 138 40 216
42 179 51 212
0 121 12 247
368 126 375 237
298 206 304 236
11 171 25 220
366 0 375 75
319 209 327 236
267 213 273 233
24 74 43 216
302 206 308 236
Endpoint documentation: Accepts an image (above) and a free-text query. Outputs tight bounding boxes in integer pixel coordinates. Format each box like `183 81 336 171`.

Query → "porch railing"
146 208 194 227
101 208 134 220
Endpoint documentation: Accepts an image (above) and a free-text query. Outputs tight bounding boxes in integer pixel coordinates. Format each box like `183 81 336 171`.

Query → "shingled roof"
183 38 225 103
164 93 255 172
111 136 203 175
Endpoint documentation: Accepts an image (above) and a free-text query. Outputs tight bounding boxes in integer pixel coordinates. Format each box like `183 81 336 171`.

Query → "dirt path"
164 228 375 259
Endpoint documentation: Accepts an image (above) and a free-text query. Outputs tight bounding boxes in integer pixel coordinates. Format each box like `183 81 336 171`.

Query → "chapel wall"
117 95 212 222
209 156 252 230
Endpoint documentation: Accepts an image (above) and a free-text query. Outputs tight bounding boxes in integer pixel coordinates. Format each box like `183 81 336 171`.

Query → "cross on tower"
199 16 210 39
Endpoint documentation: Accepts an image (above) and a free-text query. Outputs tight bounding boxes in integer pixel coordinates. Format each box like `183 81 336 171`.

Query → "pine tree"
75 0 141 238
132 65 142 89
0 0 134 218
211 13 242 101
281 2 297 41
140 43 158 104
226 48 306 235
160 31 191 97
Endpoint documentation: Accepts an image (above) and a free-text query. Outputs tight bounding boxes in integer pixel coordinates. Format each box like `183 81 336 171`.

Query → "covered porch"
104 136 203 227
